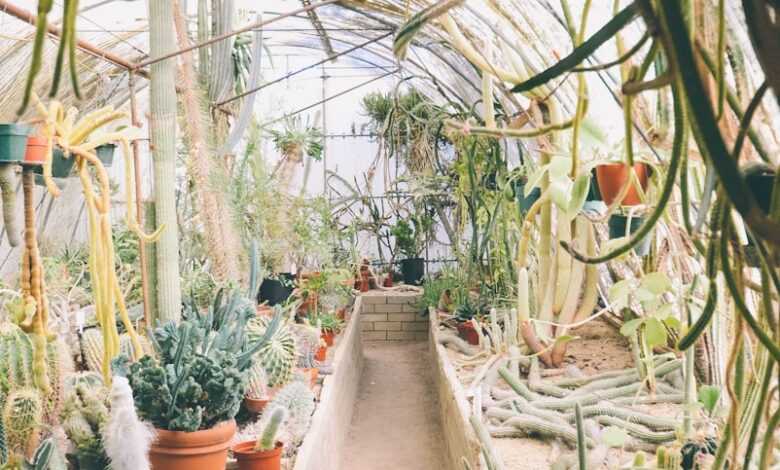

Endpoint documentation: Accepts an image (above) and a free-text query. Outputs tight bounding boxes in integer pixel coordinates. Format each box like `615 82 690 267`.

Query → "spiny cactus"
247 316 297 388
0 322 35 396
2 389 42 458
0 410 7 466
255 406 286 452
103 376 154 470
290 323 322 369
266 381 315 450
80 328 146 374
655 445 682 469
246 361 270 400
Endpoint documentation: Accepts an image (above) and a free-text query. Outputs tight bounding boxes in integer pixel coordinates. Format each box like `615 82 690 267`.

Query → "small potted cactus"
232 407 286 470
318 312 343 347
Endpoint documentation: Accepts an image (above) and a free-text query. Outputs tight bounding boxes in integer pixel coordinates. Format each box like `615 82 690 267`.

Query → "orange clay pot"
150 420 236 470
595 162 649 206
23 136 47 166
299 367 319 388
321 330 335 347
315 346 327 362
244 397 270 415
232 441 283 470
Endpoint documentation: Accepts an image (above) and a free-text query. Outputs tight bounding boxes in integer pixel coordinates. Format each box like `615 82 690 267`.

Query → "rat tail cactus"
255 406 286 452
247 315 297 388
2 388 42 459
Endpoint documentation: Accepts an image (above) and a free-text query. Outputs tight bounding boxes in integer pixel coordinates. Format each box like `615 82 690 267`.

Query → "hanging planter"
0 124 31 162
95 143 117 167
608 214 652 256
149 420 236 470
595 162 649 206
33 147 76 178
23 136 48 166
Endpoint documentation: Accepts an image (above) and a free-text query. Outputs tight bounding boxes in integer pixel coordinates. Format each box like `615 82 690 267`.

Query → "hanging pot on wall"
608 214 651 256
400 257 425 286
595 162 649 206
512 179 542 214
23 136 47 166
33 147 76 178
95 143 117 167
0 124 31 163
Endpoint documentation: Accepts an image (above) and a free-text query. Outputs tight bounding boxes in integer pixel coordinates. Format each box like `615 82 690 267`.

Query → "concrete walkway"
340 341 446 469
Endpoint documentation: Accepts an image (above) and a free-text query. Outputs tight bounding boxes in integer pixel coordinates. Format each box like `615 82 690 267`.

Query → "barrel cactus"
0 322 35 396
247 316 296 388
2 388 43 459
246 361 270 400
80 328 147 374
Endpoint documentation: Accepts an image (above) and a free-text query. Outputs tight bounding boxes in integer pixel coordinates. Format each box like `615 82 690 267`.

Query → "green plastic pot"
95 143 117 167
513 180 541 214
608 214 651 256
33 147 76 178
0 124 32 163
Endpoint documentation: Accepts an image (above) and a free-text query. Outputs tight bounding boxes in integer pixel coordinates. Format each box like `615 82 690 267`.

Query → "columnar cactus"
655 445 681 469
255 406 286 452
2 389 43 458
247 316 297 388
0 322 35 395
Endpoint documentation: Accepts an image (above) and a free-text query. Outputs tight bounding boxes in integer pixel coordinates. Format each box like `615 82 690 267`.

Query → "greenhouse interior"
0 0 778 469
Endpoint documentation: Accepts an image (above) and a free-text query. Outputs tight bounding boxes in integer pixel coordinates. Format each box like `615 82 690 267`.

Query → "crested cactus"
60 374 111 465
291 323 322 369
2 389 42 458
247 316 297 388
266 381 315 450
255 406 286 452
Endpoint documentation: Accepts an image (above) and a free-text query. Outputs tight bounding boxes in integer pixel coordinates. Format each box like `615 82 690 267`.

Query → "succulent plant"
290 323 321 369
2 388 42 459
255 406 286 452
266 381 315 451
129 290 282 432
60 373 110 464
247 314 297 388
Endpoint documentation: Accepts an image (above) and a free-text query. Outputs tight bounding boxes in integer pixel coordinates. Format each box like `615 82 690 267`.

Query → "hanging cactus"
2 389 43 458
80 328 145 374
290 323 322 369
247 316 297 388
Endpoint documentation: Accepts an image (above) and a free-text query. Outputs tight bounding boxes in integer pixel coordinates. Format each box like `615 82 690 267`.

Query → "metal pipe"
0 0 149 78
133 0 339 70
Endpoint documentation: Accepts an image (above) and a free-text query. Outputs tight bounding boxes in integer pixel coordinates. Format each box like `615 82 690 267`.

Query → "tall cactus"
147 0 182 323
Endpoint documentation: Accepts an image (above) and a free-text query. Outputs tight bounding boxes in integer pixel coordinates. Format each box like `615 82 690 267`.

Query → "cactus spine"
255 407 286 452
247 316 297 388
2 389 42 458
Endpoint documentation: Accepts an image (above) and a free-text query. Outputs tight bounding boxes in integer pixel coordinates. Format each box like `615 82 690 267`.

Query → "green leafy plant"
317 313 343 334
269 116 323 161
128 291 281 432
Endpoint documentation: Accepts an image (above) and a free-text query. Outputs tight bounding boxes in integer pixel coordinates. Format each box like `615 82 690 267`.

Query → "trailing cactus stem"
0 165 19 247
574 403 587 470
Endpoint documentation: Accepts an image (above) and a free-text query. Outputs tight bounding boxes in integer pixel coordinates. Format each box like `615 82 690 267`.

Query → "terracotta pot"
359 273 370 293
595 162 649 206
315 346 327 362
456 322 480 346
256 305 273 317
150 420 236 470
383 272 393 287
232 441 283 470
244 397 270 415
299 367 319 388
321 330 335 347
23 136 47 166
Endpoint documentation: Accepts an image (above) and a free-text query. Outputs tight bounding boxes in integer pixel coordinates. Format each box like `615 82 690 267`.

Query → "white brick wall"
359 291 428 341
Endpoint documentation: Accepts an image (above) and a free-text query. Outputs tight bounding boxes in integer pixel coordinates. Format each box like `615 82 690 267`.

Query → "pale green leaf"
698 385 720 415
525 163 550 196
644 318 667 348
608 280 632 310
620 318 643 337
640 272 672 295
566 174 591 218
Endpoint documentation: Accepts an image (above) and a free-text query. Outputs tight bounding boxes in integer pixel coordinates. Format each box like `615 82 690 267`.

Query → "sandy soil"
340 341 446 469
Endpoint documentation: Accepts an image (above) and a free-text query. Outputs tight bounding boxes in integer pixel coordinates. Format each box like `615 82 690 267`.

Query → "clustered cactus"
60 372 110 466
2 389 42 460
247 315 297 388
